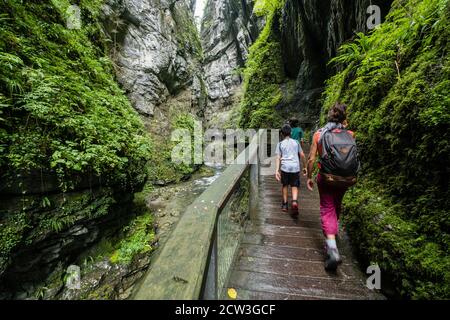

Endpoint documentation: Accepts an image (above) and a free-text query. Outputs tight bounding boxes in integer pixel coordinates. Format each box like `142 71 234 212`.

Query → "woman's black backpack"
320 129 360 187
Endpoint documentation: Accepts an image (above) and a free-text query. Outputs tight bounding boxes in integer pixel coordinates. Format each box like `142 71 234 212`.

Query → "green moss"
253 0 283 16
83 283 115 300
109 213 155 264
343 180 450 299
0 188 119 275
239 1 286 129
171 1 203 60
37 190 115 234
74 191 154 268
147 113 198 185
324 0 450 298
0 0 154 278
0 211 27 271
0 0 151 191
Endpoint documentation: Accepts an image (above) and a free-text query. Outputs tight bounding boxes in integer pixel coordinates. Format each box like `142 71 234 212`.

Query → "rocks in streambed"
57 254 151 300
147 198 167 212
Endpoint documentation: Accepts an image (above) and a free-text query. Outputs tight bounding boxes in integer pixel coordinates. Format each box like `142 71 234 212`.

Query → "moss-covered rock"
343 180 450 299
239 0 393 128
0 0 151 296
0 0 151 190
239 2 285 129
324 0 450 299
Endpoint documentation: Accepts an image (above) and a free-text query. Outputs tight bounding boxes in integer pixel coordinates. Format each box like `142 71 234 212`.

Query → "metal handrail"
133 131 262 300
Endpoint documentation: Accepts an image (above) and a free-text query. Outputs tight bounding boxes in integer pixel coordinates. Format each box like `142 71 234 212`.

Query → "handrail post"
249 131 260 221
202 235 217 300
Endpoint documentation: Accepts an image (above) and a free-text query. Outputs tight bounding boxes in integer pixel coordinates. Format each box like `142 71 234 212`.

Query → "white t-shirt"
275 138 302 173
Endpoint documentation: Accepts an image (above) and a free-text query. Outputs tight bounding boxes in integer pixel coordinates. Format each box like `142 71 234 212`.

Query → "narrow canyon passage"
0 0 448 301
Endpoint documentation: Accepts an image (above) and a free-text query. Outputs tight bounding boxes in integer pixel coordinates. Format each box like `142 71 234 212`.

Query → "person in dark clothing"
289 118 305 149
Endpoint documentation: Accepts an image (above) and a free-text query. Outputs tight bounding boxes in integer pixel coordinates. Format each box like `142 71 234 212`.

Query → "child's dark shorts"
281 171 300 187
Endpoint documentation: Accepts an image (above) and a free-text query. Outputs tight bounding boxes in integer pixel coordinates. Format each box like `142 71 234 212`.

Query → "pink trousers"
317 173 348 236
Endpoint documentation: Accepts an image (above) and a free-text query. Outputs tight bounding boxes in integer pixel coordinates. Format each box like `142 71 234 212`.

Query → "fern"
329 33 372 68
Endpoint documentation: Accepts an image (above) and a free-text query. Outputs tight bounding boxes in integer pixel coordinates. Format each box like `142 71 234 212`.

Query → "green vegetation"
344 181 450 299
75 194 155 266
252 0 281 16
2 0 448 301
0 0 151 191
147 113 198 184
239 0 285 128
29 195 156 300
323 0 449 298
0 212 27 271
171 1 203 60
0 0 152 280
110 213 155 264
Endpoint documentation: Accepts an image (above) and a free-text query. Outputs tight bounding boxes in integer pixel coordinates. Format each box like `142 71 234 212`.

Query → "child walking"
275 124 307 213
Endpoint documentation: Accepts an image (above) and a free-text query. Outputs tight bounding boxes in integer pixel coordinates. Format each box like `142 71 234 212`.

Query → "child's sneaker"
281 202 288 212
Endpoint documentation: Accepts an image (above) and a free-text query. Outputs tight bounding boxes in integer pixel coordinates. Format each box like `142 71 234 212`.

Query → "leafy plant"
109 213 155 264
0 0 151 192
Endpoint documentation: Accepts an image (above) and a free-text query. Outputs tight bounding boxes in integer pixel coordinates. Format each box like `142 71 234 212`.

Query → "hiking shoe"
324 246 342 271
291 200 299 211
281 202 288 212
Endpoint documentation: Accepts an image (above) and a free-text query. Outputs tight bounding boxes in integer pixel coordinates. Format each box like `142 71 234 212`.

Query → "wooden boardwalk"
226 160 384 300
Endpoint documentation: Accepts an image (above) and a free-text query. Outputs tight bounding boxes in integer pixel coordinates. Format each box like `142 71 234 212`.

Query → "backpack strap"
318 123 345 158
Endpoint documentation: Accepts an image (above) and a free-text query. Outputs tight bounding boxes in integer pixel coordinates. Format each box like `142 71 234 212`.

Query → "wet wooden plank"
245 224 323 238
234 256 360 280
238 244 329 262
224 288 344 300
261 217 323 229
261 202 320 209
256 213 322 223
245 224 323 240
242 233 324 250
228 271 381 300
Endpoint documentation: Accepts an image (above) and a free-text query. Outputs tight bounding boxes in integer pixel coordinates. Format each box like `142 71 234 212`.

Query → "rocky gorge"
278 0 392 124
3 0 446 300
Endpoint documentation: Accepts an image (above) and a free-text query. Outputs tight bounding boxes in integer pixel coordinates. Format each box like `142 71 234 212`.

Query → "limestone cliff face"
101 0 204 120
200 0 262 126
278 0 393 124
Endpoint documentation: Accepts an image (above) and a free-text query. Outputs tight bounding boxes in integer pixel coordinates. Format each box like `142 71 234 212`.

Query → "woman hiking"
306 103 359 271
